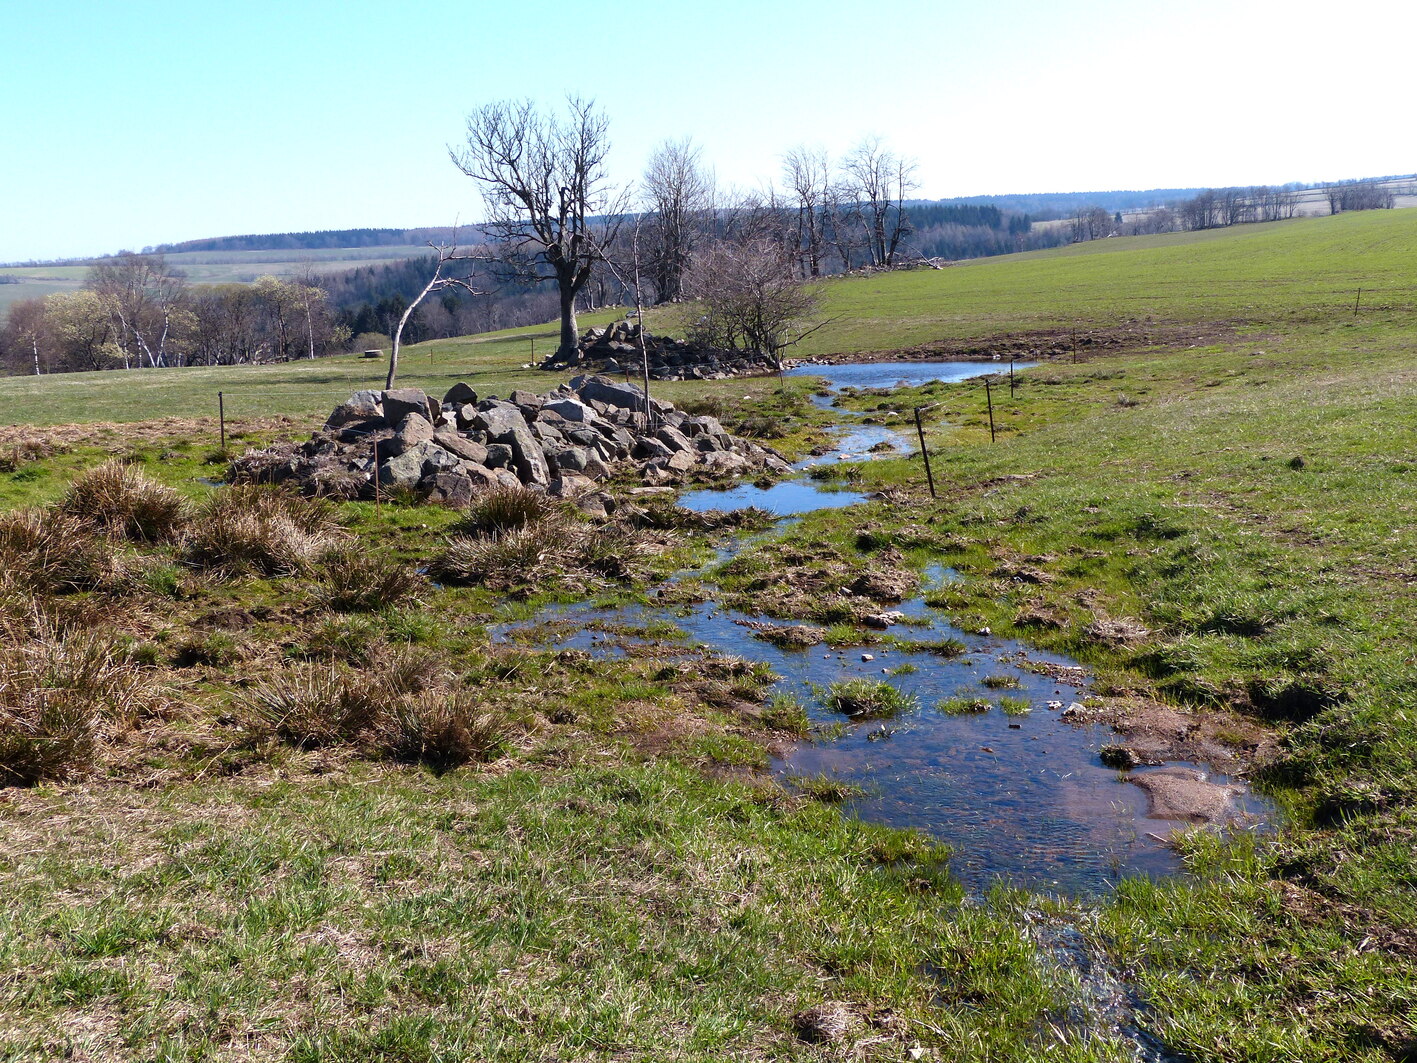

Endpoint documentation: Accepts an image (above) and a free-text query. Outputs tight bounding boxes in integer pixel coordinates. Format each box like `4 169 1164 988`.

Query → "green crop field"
1 211 1415 1060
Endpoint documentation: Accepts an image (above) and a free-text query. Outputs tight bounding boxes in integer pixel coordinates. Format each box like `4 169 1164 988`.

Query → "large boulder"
473 403 526 440
504 422 551 486
382 388 431 427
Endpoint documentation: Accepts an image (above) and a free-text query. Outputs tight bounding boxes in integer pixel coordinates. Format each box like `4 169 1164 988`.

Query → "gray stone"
387 413 434 456
655 425 694 454
484 444 513 470
350 389 383 408
433 431 488 465
424 470 476 507
664 449 697 473
473 403 526 440
581 455 611 480
543 397 597 423
510 389 544 409
551 447 589 472
442 382 477 407
326 400 383 429
455 403 480 431
461 462 503 490
505 422 551 486
548 473 595 497
570 375 659 413
382 388 431 427
378 446 428 489
633 436 674 462
420 445 462 475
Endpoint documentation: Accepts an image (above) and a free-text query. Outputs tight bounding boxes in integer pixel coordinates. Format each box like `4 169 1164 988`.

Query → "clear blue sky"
2 0 1409 261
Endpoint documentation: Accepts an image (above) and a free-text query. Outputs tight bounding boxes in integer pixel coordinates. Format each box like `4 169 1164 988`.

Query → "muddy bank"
790 321 1238 367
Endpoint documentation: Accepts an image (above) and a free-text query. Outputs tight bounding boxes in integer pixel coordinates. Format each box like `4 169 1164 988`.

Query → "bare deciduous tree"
843 137 917 268
783 146 829 278
386 241 484 389
643 137 714 303
452 96 625 363
684 240 825 373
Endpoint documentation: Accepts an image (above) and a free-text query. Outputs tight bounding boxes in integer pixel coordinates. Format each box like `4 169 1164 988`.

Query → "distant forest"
145 228 485 255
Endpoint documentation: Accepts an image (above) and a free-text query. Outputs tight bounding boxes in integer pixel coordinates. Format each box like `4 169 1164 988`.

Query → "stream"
502 360 1273 897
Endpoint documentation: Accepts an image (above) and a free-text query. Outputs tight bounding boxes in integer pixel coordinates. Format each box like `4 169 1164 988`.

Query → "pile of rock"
539 320 777 381
230 376 792 505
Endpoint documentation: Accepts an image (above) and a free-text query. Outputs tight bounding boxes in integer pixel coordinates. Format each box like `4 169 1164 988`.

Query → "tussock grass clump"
451 485 560 538
0 626 158 785
245 649 508 768
381 690 508 769
431 516 649 593
981 674 1022 689
314 546 423 612
244 649 440 749
0 509 122 594
937 696 992 716
186 486 341 575
59 461 189 543
820 679 918 719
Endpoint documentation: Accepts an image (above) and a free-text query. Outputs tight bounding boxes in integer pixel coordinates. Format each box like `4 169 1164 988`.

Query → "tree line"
0 256 344 375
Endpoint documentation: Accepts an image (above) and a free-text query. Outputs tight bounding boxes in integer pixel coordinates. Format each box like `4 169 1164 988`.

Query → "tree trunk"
557 283 579 363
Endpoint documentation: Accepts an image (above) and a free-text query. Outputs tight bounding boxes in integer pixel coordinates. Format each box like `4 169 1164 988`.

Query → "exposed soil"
1064 694 1278 775
1127 767 1245 825
795 321 1240 366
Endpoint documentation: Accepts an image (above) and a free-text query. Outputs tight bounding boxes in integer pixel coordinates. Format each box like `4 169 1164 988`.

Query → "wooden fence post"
914 407 937 499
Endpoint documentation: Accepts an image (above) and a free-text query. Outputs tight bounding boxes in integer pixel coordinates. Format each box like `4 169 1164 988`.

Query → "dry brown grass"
185 485 342 575
58 460 190 543
0 621 160 785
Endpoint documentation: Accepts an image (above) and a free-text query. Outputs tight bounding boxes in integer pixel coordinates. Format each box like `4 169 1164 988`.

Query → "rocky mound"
230 376 792 505
539 320 777 381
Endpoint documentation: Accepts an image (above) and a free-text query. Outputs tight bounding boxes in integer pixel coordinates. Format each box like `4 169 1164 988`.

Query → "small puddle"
679 481 868 516
786 359 1029 392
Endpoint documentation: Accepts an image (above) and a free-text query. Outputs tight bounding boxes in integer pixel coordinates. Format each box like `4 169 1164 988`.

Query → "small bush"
59 461 189 543
820 679 919 719
0 627 157 785
186 486 341 576
314 546 422 612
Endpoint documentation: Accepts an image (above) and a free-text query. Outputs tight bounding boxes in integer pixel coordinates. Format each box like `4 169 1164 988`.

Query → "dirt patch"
1128 766 1244 824
1077 695 1279 773
795 321 1239 367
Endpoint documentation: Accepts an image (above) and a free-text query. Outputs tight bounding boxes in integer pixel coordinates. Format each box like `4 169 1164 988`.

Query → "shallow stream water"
502 361 1272 897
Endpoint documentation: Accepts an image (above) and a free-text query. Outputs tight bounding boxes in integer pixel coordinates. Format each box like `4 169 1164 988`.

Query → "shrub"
314 546 422 612
186 486 341 575
59 461 189 543
0 626 157 785
819 679 919 719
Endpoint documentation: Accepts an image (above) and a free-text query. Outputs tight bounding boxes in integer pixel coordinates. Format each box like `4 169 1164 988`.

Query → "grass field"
1 210 1415 1060
0 244 431 318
